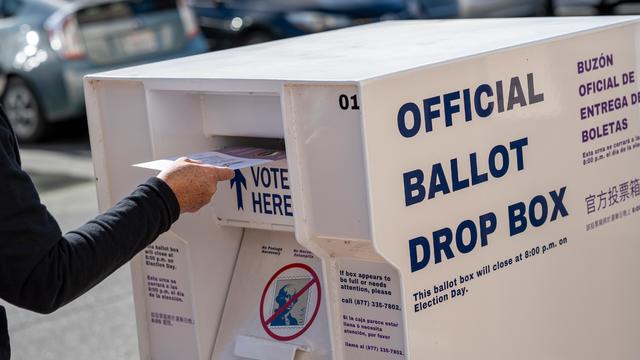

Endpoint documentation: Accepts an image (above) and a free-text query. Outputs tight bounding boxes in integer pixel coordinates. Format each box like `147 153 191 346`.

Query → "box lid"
87 17 639 83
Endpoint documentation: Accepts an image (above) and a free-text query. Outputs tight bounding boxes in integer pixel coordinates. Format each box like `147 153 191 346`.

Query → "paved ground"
1 124 139 360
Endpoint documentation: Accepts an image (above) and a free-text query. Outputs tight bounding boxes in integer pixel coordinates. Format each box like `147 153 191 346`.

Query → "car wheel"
242 30 274 46
1 77 48 142
543 0 555 15
597 0 619 14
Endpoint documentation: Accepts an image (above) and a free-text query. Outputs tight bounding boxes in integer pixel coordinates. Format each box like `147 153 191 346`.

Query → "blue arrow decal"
230 169 247 210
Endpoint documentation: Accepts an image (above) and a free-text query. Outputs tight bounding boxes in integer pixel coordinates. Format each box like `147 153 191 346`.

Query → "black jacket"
0 109 180 359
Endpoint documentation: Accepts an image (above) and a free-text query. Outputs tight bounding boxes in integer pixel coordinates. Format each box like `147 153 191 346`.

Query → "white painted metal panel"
359 22 640 359
84 16 640 360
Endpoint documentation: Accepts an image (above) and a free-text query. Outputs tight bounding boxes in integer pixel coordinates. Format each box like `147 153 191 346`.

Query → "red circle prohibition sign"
259 263 321 341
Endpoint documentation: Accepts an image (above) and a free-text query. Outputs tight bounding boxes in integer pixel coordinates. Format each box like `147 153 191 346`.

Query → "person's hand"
157 157 234 213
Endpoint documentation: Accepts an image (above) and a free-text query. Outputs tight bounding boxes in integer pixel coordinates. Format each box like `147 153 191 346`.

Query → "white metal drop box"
85 17 640 360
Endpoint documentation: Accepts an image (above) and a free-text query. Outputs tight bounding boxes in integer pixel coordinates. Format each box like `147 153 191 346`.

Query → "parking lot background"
2 1 640 359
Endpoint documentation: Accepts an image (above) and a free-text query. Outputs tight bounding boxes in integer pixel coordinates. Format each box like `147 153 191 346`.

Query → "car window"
76 0 177 24
1 0 23 17
228 0 405 10
188 0 217 6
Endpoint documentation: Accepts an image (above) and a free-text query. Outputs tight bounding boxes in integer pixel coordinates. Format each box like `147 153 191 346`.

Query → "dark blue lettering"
529 195 548 227
470 152 488 185
423 96 441 133
479 212 497 246
508 202 527 236
474 84 494 118
549 187 569 221
428 164 450 199
455 220 477 254
450 158 470 192
252 192 262 213
489 145 509 178
443 91 460 128
496 80 504 113
433 228 454 264
251 167 260 186
410 236 430 272
509 137 528 171
281 169 290 190
260 168 272 188
272 193 283 215
263 193 273 215
463 88 472 121
270 168 280 189
398 102 421 138
284 195 293 216
527 73 544 104
507 76 527 110
404 169 425 206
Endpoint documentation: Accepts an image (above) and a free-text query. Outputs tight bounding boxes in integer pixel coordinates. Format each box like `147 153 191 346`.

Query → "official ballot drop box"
85 17 640 360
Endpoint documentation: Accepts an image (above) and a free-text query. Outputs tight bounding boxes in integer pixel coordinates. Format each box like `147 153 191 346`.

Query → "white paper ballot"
133 147 286 171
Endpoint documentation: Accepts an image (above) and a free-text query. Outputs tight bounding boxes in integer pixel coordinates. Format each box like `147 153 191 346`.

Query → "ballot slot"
213 137 285 151
142 87 292 230
201 92 284 139
142 89 284 158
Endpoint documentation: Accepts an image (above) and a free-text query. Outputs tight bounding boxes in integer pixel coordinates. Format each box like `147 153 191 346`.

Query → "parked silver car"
0 0 208 142
415 0 551 18
554 0 640 15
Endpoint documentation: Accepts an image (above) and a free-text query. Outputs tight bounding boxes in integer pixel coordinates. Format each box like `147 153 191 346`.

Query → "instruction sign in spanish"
133 146 286 171
142 233 199 359
336 259 406 359
360 24 640 359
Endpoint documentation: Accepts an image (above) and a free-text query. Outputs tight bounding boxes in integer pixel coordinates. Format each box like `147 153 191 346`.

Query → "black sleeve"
0 114 180 314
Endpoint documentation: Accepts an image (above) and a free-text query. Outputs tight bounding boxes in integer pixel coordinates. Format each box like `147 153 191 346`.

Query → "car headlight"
285 11 352 33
